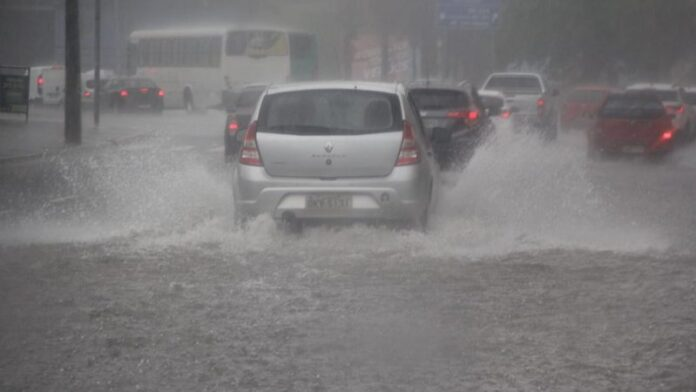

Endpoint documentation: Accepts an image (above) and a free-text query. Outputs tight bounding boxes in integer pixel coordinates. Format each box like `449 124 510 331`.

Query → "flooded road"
1 108 695 391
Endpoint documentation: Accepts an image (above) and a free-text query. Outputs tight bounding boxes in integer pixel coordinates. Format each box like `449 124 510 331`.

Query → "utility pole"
65 0 81 144
94 0 101 127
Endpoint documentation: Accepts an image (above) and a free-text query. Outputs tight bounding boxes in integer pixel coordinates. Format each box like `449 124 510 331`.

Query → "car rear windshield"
630 89 678 102
259 90 402 135
409 89 469 111
599 95 666 118
111 79 157 89
484 76 542 94
567 89 607 103
236 88 265 109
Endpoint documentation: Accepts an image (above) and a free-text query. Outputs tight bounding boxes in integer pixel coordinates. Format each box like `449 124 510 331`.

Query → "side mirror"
431 127 453 143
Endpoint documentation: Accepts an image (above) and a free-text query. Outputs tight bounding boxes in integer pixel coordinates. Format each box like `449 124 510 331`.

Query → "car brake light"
37 75 44 86
158 89 165 97
396 120 420 166
502 110 511 119
83 91 92 97
468 110 480 121
660 129 674 141
537 98 545 107
227 120 239 134
119 89 129 97
239 121 262 166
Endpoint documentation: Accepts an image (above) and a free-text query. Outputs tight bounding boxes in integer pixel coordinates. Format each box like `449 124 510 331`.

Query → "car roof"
626 83 679 91
407 80 469 92
486 72 542 78
266 81 401 95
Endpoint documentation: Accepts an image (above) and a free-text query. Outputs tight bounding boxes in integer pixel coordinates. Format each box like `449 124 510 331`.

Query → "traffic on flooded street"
1 1 695 391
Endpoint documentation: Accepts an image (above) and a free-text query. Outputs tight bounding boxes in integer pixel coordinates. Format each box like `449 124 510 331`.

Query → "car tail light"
227 119 239 135
502 110 511 119
37 75 44 86
396 120 420 166
660 129 674 141
468 110 480 121
239 121 262 166
537 98 546 107
158 89 165 97
83 91 92 97
119 89 129 97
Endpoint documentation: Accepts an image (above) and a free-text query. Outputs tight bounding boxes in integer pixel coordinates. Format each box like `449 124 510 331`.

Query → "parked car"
100 77 165 112
626 83 696 142
480 72 560 139
561 85 615 130
224 84 267 161
588 91 676 157
233 81 440 231
407 80 493 169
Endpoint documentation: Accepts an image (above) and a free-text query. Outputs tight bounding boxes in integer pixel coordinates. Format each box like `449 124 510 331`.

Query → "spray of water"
0 123 671 257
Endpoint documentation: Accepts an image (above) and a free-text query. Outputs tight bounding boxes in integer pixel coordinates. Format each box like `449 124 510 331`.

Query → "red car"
588 91 675 156
561 85 615 130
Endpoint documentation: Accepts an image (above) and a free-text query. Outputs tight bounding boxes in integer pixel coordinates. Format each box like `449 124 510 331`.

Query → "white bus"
128 26 318 109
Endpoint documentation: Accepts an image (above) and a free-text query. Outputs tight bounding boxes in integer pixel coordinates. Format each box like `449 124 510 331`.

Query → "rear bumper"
589 135 674 154
233 164 431 221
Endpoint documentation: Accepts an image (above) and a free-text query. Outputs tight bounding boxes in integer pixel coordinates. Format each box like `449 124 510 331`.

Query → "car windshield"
410 89 470 111
484 76 542 94
599 95 666 118
259 90 401 134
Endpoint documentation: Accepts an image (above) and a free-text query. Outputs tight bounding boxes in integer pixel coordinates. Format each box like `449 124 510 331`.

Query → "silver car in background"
233 81 439 230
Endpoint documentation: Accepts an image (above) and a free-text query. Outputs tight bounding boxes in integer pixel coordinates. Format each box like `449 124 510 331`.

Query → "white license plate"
622 146 645 154
306 194 352 210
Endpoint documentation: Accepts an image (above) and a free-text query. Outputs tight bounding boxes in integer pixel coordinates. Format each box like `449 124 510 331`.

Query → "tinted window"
599 94 665 118
410 89 469 110
235 88 265 109
485 76 542 94
260 90 402 135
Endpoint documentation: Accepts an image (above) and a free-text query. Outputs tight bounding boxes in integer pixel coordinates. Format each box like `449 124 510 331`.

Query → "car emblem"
324 142 334 153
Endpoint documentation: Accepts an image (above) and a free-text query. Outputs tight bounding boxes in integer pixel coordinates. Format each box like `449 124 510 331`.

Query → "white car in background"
626 83 696 142
81 69 116 106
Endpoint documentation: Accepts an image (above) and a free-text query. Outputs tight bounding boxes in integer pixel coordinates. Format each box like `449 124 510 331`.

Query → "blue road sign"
438 0 502 28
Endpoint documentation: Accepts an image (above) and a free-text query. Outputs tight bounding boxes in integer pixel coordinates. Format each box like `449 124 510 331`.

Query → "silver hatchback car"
232 81 440 229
